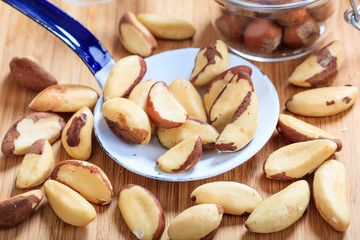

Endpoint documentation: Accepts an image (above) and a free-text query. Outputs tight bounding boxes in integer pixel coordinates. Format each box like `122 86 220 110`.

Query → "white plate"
94 48 279 181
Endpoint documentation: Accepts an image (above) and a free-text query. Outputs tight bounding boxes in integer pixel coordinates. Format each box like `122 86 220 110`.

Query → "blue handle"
2 0 114 78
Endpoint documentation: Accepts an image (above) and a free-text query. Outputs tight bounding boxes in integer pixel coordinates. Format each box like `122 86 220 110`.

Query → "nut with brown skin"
1 112 65 155
285 86 359 117
29 84 99 112
215 10 250 42
9 56 57 92
16 139 55 188
156 135 202 173
277 114 342 151
191 181 262 215
276 9 309 27
50 160 113 205
119 12 157 57
167 204 224 240
102 97 151 145
0 190 43 229
189 40 229 87
264 139 337 180
128 79 156 112
243 18 282 54
288 41 344 87
119 184 165 240
283 17 320 49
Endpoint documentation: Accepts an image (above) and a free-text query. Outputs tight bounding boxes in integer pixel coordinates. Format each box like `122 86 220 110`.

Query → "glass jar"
209 0 339 62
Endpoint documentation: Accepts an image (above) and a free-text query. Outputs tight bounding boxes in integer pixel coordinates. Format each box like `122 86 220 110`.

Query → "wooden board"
0 0 359 239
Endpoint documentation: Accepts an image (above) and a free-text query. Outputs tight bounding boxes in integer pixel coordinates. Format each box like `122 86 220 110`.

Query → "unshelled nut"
245 180 310 233
51 160 113 205
264 139 337 180
0 190 43 229
61 106 94 160
276 9 309 27
118 12 157 57
119 184 165 240
156 135 202 173
189 40 229 87
1 112 65 155
29 84 99 112
44 180 96 227
102 97 151 145
277 114 342 151
16 139 54 188
285 86 359 117
137 14 196 40
191 181 262 215
313 160 351 231
167 204 224 240
9 56 57 92
283 17 320 49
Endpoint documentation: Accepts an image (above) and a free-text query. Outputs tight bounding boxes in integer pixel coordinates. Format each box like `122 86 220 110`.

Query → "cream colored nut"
313 160 350 231
156 135 202 173
264 139 337 180
119 184 165 240
285 86 359 117
29 84 99 112
9 56 57 92
191 181 262 215
245 180 310 233
1 112 65 155
288 41 344 87
102 97 151 144
204 65 252 114
128 79 156 112
119 12 157 57
277 114 342 151
137 13 196 40
157 118 219 149
168 204 224 240
215 91 258 152
209 71 254 132
50 160 113 205
189 40 229 87
103 55 146 101
61 106 94 160
0 190 42 228
169 78 207 122
147 81 188 128
16 139 54 188
44 180 96 227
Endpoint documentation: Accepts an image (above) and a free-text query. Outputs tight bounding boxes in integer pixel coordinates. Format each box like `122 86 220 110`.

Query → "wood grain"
0 0 359 239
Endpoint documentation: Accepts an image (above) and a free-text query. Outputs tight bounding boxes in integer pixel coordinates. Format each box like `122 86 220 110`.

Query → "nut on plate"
118 12 157 57
245 180 310 233
128 79 156 112
50 160 113 205
61 106 94 161
9 56 57 92
264 139 337 180
119 184 165 240
285 86 359 117
16 139 55 188
102 97 151 145
189 40 229 87
44 180 96 227
288 41 344 87
277 114 342 151
1 112 65 155
137 13 196 40
313 160 351 231
0 190 43 228
29 84 99 112
167 204 224 240
103 55 146 101
191 181 262 215
156 135 202 173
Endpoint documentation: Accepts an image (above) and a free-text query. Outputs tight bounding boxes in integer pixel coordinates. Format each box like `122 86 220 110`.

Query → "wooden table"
0 0 359 239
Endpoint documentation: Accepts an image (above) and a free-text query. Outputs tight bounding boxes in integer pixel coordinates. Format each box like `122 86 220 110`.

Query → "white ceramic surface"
94 48 279 181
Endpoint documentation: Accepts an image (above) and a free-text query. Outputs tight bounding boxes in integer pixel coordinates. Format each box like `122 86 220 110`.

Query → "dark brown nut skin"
283 17 320 49
10 56 57 92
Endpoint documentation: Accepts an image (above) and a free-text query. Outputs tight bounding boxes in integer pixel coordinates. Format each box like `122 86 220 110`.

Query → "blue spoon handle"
2 0 115 89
